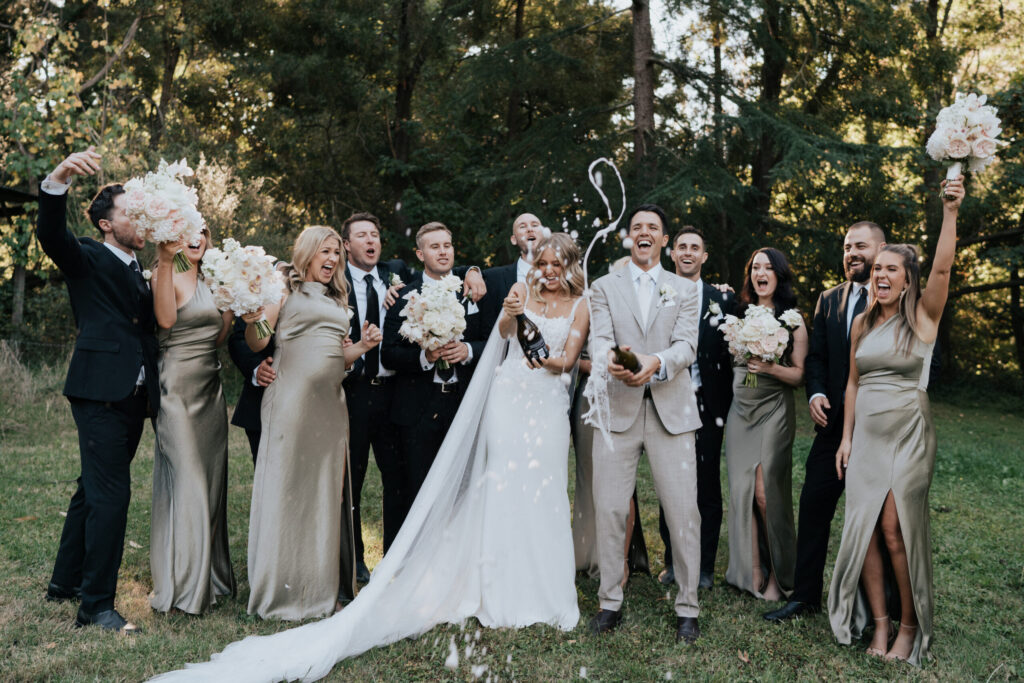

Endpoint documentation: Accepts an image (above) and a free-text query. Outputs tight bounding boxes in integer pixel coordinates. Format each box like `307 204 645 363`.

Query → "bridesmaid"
244 225 382 621
150 231 236 614
724 248 807 601
829 177 965 665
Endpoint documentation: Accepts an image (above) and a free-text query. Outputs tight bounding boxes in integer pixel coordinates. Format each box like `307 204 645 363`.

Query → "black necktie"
848 286 866 337
363 273 380 379
129 260 148 294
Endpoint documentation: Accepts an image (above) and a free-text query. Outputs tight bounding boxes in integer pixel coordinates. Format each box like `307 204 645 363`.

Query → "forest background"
2 0 1023 392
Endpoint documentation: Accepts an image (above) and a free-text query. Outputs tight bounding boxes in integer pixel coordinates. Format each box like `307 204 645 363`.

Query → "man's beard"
846 259 870 283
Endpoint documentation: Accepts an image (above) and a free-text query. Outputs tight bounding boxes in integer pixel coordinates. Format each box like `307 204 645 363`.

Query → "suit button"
132 317 139 324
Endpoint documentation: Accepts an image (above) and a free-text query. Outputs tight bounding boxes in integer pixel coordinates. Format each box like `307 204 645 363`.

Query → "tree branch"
77 14 141 95
957 227 1024 247
951 279 1024 298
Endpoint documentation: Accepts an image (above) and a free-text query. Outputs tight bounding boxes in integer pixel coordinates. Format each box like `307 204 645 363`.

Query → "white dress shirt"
809 281 870 404
347 262 393 377
516 257 531 284
626 261 668 382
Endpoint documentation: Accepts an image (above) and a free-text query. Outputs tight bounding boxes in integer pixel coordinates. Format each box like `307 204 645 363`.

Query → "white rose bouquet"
926 92 1005 194
123 158 206 273
398 274 467 370
719 305 803 387
200 238 285 339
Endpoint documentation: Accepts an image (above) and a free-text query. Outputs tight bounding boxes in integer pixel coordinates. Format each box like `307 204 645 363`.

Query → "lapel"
837 281 854 353
697 283 712 348
345 265 360 341
100 245 145 311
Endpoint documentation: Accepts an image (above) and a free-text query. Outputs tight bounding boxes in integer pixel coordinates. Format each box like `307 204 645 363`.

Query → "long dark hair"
739 247 798 317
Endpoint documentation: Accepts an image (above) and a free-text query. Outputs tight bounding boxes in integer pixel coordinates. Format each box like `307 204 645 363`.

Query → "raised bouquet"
200 238 285 339
123 158 206 273
719 305 803 387
397 274 467 370
926 92 1005 194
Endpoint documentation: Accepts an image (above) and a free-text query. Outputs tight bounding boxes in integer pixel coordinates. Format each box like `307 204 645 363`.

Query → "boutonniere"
705 300 722 320
142 269 152 282
390 272 404 288
658 284 677 306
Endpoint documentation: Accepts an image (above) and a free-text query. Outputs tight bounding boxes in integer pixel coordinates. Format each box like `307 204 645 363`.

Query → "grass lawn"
1 361 1022 681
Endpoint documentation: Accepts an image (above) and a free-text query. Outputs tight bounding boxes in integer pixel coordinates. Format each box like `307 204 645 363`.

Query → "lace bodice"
502 298 582 374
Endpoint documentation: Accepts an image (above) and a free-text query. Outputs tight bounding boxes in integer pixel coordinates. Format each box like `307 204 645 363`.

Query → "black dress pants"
397 383 461 528
52 391 147 613
789 428 846 607
660 393 724 574
245 428 260 466
345 376 403 559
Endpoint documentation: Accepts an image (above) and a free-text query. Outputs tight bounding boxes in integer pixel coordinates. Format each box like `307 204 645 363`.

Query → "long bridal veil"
153 324 507 682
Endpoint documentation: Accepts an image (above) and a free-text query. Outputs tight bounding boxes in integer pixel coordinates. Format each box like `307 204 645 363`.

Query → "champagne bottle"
516 313 550 363
611 345 642 372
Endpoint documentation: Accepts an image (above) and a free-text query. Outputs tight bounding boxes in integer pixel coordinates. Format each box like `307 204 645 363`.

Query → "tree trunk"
632 0 656 194
1011 266 1024 391
505 0 527 140
711 0 729 280
752 0 785 218
150 29 181 151
391 0 420 234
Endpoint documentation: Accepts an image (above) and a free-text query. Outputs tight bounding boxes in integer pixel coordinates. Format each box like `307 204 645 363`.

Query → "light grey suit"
590 265 702 617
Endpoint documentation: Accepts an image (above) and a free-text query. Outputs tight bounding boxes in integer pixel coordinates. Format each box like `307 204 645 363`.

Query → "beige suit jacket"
590 266 701 435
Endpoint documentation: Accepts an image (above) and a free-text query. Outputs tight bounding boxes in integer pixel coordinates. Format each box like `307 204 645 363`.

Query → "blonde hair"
415 221 452 249
856 244 921 356
526 233 585 300
280 225 349 305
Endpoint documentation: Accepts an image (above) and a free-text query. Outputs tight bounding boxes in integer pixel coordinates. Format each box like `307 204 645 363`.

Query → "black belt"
438 381 459 394
368 375 391 386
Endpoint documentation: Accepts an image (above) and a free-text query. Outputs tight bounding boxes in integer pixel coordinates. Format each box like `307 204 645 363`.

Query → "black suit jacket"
805 281 858 436
696 283 736 424
35 191 159 409
227 317 274 431
480 263 518 335
381 272 487 426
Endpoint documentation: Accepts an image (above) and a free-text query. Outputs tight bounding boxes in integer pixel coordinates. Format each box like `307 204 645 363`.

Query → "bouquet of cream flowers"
123 158 206 273
719 305 803 387
200 238 285 338
926 93 1005 191
398 274 467 370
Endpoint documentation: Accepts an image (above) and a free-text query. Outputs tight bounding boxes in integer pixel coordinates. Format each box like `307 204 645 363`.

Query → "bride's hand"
502 291 525 318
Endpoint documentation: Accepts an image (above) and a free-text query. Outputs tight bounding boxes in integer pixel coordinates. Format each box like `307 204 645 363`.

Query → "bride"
154 232 590 681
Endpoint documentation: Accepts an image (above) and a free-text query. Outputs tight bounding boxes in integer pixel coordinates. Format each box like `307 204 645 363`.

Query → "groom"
589 204 703 643
382 221 487 530
36 147 158 634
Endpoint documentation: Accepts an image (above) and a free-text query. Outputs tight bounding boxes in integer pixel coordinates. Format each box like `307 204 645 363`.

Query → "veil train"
153 324 506 682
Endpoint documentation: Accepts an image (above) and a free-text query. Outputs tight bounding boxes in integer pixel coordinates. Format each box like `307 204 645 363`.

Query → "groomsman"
588 204 703 644
227 319 274 463
657 226 735 589
37 147 158 634
764 221 885 622
341 212 416 583
480 211 544 333
382 222 488 530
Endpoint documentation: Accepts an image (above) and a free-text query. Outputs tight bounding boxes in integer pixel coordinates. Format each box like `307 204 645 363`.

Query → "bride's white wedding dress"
153 301 582 682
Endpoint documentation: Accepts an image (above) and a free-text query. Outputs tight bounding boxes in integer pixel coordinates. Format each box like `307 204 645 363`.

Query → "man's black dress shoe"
45 581 81 603
589 609 622 634
676 616 700 644
75 608 141 634
658 566 675 586
763 600 820 623
698 571 714 590
355 561 371 585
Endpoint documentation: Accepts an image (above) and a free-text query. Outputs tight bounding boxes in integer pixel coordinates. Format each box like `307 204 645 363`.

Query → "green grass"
1 362 1022 681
